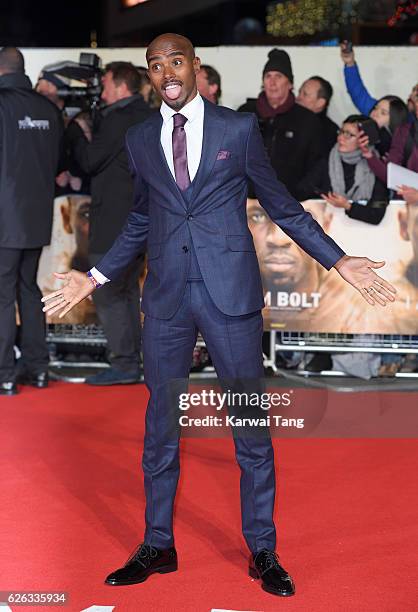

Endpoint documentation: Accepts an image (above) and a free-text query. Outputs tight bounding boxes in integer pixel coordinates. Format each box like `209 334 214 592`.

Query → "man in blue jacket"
43 34 396 598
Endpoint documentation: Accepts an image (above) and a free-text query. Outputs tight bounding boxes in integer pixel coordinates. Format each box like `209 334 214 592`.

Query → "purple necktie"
172 113 191 191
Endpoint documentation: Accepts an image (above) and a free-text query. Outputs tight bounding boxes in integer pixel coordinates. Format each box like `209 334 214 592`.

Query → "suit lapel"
191 99 226 202
145 115 187 210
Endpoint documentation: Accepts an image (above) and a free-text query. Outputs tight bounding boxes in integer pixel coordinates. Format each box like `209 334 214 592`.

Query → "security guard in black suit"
0 47 63 395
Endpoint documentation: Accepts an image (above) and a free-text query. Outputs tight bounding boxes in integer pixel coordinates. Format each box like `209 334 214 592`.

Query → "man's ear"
208 83 219 97
61 202 73 235
398 208 410 242
193 56 201 75
118 81 130 99
317 97 327 113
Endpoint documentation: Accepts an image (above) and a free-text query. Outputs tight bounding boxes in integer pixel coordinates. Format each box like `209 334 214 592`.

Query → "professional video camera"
46 52 103 116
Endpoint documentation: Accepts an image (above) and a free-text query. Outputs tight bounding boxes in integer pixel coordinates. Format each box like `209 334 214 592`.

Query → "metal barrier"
47 323 106 346
46 325 418 379
265 331 418 374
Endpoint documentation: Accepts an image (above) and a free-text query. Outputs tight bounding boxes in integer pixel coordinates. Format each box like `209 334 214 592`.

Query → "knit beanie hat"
263 48 294 83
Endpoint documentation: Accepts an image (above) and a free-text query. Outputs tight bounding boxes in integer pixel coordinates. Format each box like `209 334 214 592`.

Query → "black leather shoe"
0 381 18 396
17 371 49 388
249 549 295 597
105 543 177 586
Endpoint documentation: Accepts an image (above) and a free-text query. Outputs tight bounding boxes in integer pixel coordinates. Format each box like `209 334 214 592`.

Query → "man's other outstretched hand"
41 270 95 318
334 255 396 306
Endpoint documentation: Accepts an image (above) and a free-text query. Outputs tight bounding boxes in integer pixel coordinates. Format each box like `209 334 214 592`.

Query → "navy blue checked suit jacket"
95 98 345 319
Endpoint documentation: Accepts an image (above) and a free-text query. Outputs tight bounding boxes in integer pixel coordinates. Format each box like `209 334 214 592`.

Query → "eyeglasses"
337 129 358 139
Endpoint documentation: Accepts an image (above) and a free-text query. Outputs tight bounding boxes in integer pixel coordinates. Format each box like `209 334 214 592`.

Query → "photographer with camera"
66 61 153 385
36 69 70 112
36 64 89 196
0 47 63 395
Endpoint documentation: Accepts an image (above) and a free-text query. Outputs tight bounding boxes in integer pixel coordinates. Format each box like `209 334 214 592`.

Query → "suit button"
186 214 193 220
182 245 189 253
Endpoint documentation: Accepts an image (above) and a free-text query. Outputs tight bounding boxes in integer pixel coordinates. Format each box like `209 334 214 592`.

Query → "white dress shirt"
91 92 205 286
159 92 204 182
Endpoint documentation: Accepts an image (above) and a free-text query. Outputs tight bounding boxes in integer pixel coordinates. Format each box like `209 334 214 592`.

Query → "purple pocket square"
216 150 231 160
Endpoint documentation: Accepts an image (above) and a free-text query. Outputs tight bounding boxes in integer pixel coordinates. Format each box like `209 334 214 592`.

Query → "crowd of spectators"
24 42 418 379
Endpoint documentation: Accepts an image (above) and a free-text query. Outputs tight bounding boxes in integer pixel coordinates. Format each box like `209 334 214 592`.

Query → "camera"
50 52 103 116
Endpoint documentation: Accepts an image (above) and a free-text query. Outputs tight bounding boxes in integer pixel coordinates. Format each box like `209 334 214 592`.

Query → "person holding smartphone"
359 86 418 196
340 41 409 159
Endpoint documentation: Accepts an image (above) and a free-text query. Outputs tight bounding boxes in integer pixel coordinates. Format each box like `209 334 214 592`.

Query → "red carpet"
1 382 417 612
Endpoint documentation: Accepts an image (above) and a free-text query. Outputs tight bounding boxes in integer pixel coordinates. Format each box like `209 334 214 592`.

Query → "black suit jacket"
96 99 345 319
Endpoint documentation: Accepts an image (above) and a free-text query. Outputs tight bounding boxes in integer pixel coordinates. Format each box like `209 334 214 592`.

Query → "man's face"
296 79 325 113
101 71 128 105
146 35 200 111
399 202 418 268
196 67 218 103
263 71 292 105
247 199 328 290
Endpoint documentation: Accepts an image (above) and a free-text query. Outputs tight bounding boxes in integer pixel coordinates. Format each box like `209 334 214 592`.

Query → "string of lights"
388 0 418 26
266 0 360 38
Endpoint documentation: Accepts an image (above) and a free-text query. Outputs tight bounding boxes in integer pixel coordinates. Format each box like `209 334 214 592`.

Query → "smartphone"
341 40 353 54
359 118 380 146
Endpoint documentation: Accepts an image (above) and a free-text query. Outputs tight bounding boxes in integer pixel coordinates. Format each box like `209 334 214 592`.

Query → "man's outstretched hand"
41 270 95 318
334 255 396 306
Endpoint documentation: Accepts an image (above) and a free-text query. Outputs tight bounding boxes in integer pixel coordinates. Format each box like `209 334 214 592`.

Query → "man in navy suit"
43 34 396 597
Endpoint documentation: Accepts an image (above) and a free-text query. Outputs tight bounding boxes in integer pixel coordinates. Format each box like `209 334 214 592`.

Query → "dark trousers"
142 280 276 554
0 247 48 382
90 254 143 372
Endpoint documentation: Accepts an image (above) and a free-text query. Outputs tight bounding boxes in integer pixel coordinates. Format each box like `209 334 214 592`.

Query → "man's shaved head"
145 32 200 111
146 33 195 62
0 47 25 75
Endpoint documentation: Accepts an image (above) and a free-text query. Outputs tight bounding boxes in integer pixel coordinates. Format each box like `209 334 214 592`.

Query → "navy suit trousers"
142 280 276 554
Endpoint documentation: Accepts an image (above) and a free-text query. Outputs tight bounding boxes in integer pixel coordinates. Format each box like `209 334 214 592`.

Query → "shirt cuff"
89 267 110 285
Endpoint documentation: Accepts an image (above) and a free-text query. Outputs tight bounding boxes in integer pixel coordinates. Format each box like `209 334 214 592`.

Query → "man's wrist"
86 270 102 289
334 254 349 271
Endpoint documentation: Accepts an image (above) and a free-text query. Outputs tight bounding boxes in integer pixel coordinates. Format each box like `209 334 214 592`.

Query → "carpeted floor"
1 382 417 612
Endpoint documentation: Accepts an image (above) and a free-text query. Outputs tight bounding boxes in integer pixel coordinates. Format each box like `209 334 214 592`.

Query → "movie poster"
37 194 98 324
246 198 418 334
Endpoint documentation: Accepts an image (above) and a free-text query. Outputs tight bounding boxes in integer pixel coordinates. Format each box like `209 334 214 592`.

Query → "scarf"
328 145 375 200
256 91 295 119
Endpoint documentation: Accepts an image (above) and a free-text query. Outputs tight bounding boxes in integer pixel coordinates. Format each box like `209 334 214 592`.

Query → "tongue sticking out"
165 84 182 100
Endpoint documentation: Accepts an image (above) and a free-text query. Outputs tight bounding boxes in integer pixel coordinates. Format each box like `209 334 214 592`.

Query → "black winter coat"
0 72 63 248
67 94 153 254
237 97 324 197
